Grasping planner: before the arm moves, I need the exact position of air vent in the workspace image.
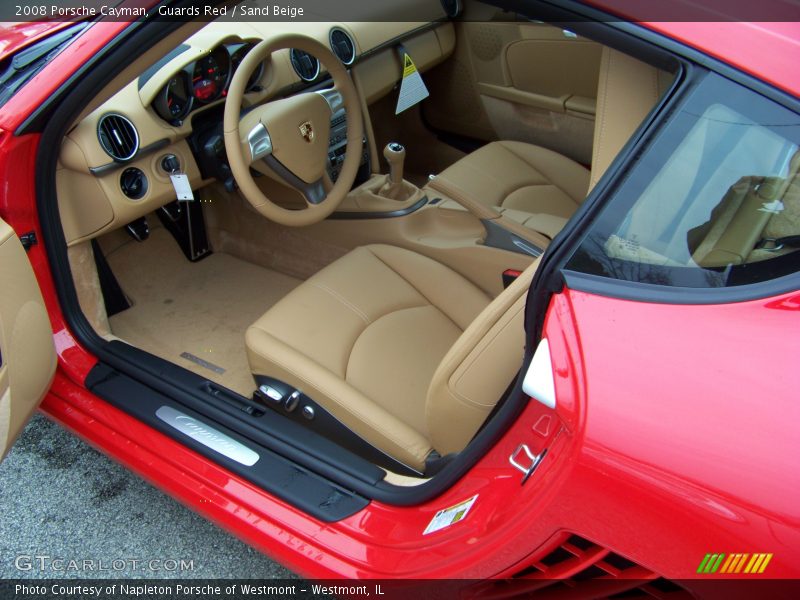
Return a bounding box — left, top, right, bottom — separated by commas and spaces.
475, 534, 693, 599
329, 28, 355, 65
289, 49, 320, 82
97, 114, 139, 161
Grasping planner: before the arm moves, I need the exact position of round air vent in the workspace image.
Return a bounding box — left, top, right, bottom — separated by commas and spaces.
290, 49, 320, 82
97, 113, 139, 161
329, 28, 355, 65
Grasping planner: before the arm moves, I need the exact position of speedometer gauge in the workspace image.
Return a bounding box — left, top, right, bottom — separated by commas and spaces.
230, 43, 265, 91
152, 71, 192, 124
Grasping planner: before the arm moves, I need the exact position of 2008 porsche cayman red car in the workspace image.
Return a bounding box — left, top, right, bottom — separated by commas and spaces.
0, 0, 798, 593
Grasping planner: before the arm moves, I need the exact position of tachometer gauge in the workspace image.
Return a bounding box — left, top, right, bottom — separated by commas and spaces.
192, 46, 231, 103
153, 72, 192, 124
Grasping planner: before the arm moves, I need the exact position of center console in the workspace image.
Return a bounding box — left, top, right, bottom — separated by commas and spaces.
327, 107, 371, 185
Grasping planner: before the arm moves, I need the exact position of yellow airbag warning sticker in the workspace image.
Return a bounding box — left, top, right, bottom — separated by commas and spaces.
423, 494, 478, 535
402, 54, 417, 77
395, 53, 430, 115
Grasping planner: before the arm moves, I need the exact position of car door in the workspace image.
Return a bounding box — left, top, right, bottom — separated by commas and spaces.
0, 217, 56, 460
524, 70, 800, 577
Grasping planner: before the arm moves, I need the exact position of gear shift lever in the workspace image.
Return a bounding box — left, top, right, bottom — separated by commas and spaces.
354, 141, 421, 206
382, 142, 405, 197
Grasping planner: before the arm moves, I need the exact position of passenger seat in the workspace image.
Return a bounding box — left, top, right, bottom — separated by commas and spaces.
426, 47, 671, 239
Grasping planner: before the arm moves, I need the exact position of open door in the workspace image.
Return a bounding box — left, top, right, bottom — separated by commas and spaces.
0, 217, 56, 460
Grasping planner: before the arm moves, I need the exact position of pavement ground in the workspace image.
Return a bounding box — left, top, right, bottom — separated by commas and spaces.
0, 413, 296, 580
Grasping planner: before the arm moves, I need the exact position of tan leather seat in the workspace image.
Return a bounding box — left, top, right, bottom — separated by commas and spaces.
692, 151, 800, 267
428, 48, 670, 237
588, 47, 672, 190
245, 49, 672, 471
431, 140, 590, 220
246, 244, 537, 471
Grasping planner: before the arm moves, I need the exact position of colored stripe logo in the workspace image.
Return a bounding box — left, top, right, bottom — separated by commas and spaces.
697, 553, 772, 574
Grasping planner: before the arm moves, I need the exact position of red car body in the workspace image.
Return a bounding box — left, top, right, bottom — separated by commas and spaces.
0, 0, 798, 594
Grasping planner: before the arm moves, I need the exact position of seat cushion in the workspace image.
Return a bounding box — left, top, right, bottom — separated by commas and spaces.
246, 244, 491, 470
432, 140, 590, 219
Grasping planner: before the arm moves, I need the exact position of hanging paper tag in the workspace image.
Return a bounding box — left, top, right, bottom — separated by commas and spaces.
395, 52, 430, 115
170, 173, 194, 201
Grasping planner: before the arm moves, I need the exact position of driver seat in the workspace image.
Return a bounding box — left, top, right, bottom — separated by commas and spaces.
246, 244, 537, 472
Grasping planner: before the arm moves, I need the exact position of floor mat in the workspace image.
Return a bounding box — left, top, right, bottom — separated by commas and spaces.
106, 227, 301, 396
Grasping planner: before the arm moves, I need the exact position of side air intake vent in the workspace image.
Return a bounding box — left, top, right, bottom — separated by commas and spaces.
475, 534, 693, 599
290, 49, 320, 82
97, 114, 139, 161
329, 28, 355, 65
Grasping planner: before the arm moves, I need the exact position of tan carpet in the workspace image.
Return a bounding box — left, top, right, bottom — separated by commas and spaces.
106, 227, 301, 396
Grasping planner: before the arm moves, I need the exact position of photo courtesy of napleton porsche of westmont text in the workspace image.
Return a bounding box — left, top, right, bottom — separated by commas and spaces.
13, 583, 385, 597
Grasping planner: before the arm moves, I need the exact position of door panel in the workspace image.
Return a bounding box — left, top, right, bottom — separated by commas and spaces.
0, 217, 56, 460
424, 14, 601, 165
505, 37, 601, 108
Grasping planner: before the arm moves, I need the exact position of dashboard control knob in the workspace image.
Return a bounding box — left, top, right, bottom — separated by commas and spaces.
120, 167, 148, 200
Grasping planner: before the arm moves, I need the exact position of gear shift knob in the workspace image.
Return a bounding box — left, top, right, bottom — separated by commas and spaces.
383, 142, 405, 187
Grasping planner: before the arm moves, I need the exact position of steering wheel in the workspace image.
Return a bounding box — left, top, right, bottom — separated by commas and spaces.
223, 34, 363, 226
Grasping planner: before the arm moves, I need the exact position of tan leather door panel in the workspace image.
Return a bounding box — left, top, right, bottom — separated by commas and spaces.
504, 35, 602, 113
425, 13, 601, 165
0, 217, 56, 460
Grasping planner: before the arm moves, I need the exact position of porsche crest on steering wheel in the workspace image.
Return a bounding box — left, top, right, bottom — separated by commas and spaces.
299, 121, 314, 143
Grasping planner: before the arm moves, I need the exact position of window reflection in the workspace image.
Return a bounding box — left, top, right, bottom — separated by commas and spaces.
567, 77, 800, 289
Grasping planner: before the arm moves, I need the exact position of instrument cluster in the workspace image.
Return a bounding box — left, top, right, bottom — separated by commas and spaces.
152, 42, 264, 125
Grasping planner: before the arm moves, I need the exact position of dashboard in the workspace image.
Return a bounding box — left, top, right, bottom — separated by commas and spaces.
57, 8, 456, 247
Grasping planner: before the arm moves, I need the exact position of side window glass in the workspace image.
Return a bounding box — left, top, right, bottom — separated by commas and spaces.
567, 73, 800, 289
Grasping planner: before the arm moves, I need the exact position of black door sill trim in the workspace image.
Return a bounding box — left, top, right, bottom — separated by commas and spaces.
103, 341, 387, 488
96, 340, 529, 508
86, 362, 369, 523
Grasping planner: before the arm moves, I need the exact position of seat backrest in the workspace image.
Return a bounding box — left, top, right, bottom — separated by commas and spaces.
589, 47, 672, 191
425, 257, 540, 455
758, 151, 800, 251
423, 49, 674, 456
693, 150, 800, 266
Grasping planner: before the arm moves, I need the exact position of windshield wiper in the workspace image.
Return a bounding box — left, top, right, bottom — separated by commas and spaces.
0, 22, 89, 107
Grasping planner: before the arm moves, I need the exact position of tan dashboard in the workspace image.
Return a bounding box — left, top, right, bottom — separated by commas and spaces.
58, 13, 455, 246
